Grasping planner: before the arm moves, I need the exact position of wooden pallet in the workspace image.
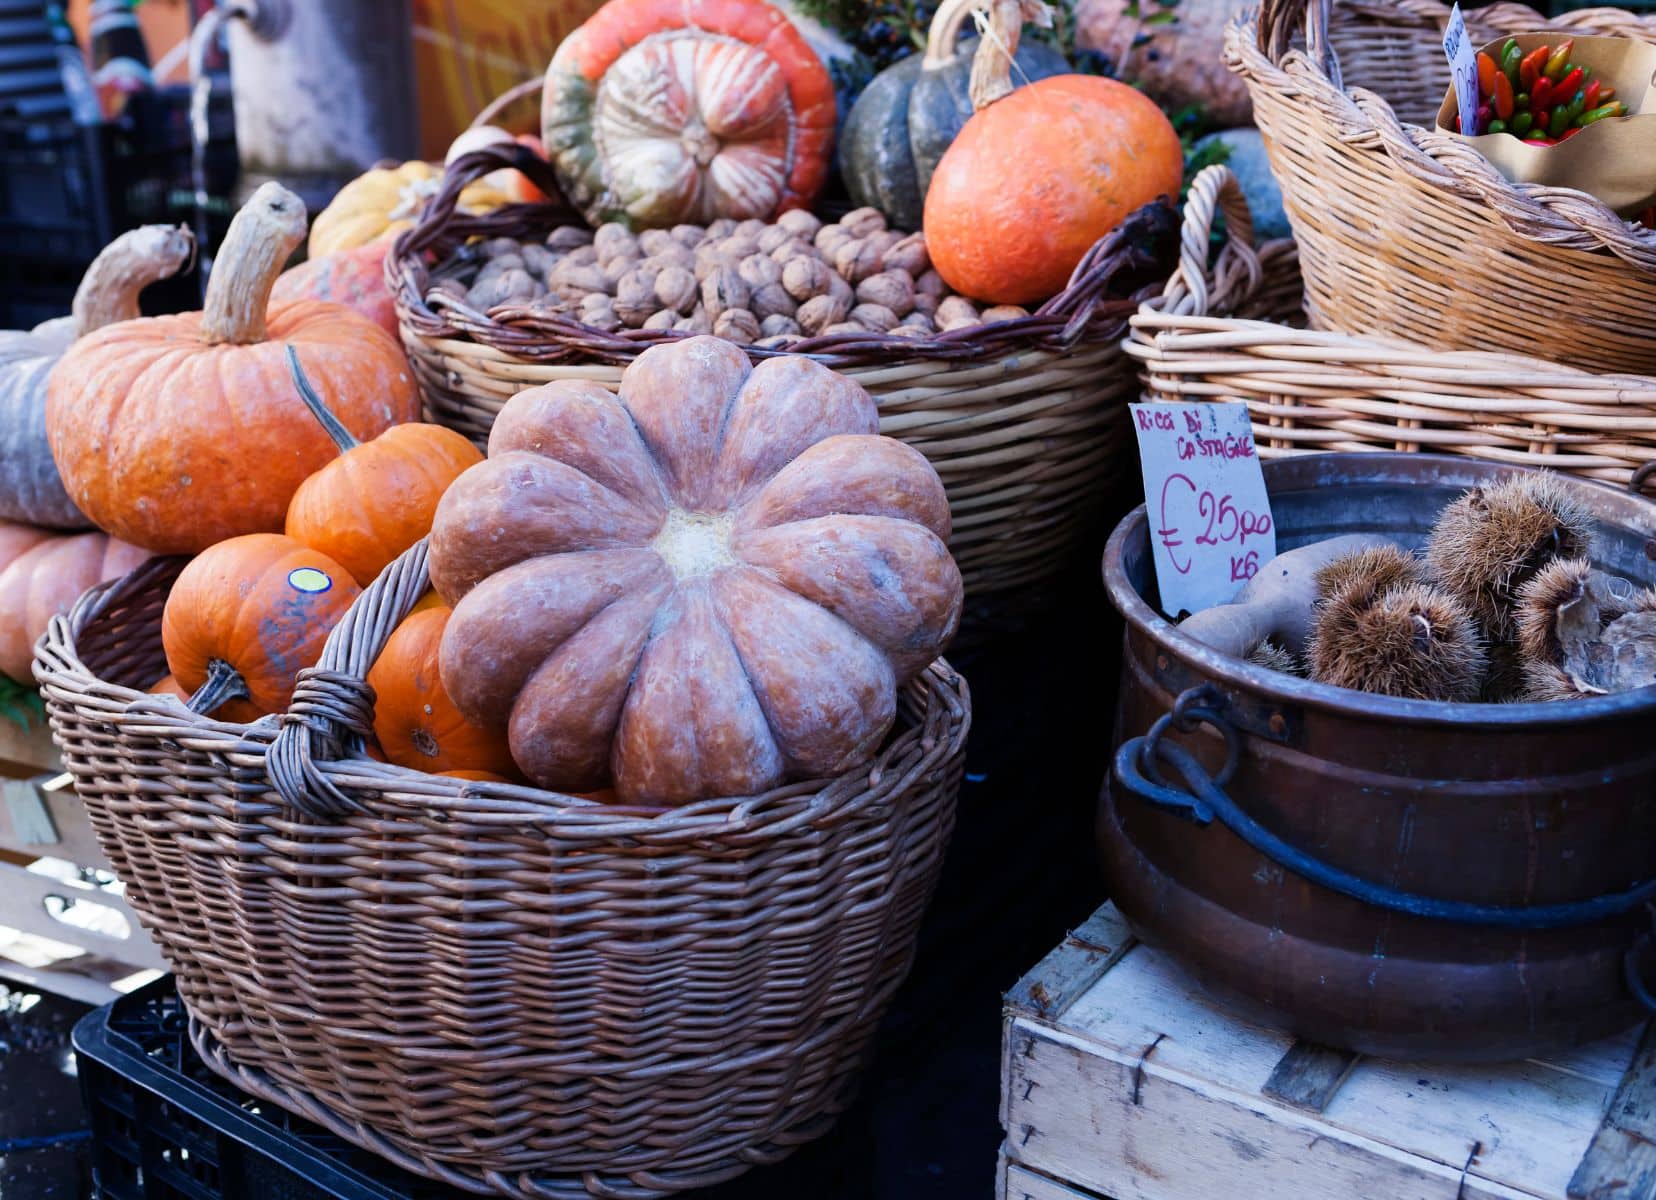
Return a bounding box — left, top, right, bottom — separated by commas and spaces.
1000, 903, 1656, 1200
0, 716, 164, 1004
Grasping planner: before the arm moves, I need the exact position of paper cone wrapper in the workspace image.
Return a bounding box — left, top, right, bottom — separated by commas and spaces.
1437, 33, 1656, 215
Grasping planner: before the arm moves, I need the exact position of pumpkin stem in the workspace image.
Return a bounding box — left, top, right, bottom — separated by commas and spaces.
71, 225, 196, 337
187, 658, 251, 717
200, 181, 309, 346
922, 0, 984, 68
967, 0, 1052, 110
286, 345, 360, 453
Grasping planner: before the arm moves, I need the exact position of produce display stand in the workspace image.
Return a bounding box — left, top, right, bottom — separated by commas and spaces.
0, 715, 163, 1005
1000, 903, 1656, 1200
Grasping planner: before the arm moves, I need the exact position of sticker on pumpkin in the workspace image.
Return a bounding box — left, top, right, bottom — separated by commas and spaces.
287, 567, 333, 594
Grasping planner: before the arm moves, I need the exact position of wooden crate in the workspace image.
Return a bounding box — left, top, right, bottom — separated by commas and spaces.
0, 716, 164, 1004
1000, 903, 1656, 1200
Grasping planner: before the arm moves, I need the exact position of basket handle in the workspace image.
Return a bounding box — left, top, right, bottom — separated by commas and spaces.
1258, 0, 1341, 86
470, 77, 543, 130
267, 541, 433, 819
1143, 165, 1261, 320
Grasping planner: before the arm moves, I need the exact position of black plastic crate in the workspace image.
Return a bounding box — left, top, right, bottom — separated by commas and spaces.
72, 977, 458, 1200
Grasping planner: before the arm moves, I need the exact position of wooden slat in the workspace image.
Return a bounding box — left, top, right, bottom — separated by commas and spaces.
0, 862, 165, 971
0, 718, 59, 775
0, 959, 122, 1006
1569, 1023, 1656, 1200
1005, 904, 1136, 1024
1263, 1040, 1364, 1113
0, 774, 111, 867
1000, 1154, 1109, 1200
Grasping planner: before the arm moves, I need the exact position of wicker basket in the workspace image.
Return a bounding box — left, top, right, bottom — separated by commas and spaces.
37, 542, 970, 1199
391, 141, 1177, 612
1227, 0, 1656, 375
1127, 165, 1656, 485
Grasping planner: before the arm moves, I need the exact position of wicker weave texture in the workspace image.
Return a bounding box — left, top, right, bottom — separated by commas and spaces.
1128, 166, 1656, 486
38, 542, 971, 1199
392, 144, 1177, 608
1229, 0, 1656, 375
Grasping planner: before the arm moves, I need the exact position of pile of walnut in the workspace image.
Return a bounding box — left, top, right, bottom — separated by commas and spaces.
430, 207, 1031, 347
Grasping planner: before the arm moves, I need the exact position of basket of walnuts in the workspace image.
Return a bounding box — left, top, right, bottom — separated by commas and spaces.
390, 0, 1180, 624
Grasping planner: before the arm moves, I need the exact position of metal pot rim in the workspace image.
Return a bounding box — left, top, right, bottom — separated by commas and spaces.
1102, 452, 1656, 728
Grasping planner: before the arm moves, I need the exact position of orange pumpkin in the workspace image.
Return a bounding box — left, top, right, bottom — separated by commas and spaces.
283, 348, 483, 587
922, 0, 1183, 305
0, 526, 148, 682
161, 533, 361, 720
270, 238, 398, 337
367, 606, 518, 778
46, 183, 420, 555
149, 673, 190, 701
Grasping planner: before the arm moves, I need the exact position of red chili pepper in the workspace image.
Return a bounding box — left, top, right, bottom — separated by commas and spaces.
1553, 66, 1584, 97
1532, 76, 1555, 110
1519, 44, 1549, 88
1492, 71, 1515, 119
1560, 125, 1582, 140
1477, 51, 1500, 97
1583, 79, 1602, 110
1529, 137, 1558, 146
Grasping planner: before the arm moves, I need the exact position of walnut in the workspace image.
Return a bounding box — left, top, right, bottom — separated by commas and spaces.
546, 226, 594, 250
782, 257, 833, 302
915, 269, 949, 298
759, 313, 802, 339
642, 309, 679, 331
834, 238, 884, 284
849, 302, 899, 332
755, 333, 802, 350
814, 223, 850, 257
937, 295, 981, 331
467, 267, 536, 309
675, 308, 713, 335
777, 208, 822, 239
671, 223, 706, 248
822, 320, 867, 336
856, 271, 914, 317
563, 244, 599, 267
520, 242, 557, 280
475, 253, 523, 276
768, 236, 814, 263
638, 229, 677, 257
734, 218, 767, 239
911, 292, 940, 319
550, 261, 610, 302
796, 292, 850, 335
601, 254, 638, 289
738, 254, 781, 289
750, 282, 796, 321
654, 266, 698, 314
899, 309, 937, 334
883, 233, 930, 278
701, 266, 750, 319
580, 295, 622, 332
479, 236, 523, 259
720, 235, 762, 261
757, 225, 793, 255
840, 207, 887, 238
981, 304, 1031, 324
593, 222, 636, 264
827, 273, 855, 306
614, 270, 658, 327
890, 323, 932, 339
714, 308, 761, 343
694, 243, 735, 281
706, 217, 738, 238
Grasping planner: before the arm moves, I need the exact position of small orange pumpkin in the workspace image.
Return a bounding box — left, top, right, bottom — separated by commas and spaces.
0, 527, 149, 682
922, 0, 1183, 305
283, 347, 483, 587
161, 533, 361, 720
367, 606, 518, 778
270, 239, 398, 337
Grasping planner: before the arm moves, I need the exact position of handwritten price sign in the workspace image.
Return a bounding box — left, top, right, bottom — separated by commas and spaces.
1128, 402, 1278, 617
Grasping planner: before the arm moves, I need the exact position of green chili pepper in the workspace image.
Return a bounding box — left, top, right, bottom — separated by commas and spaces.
1563, 89, 1587, 123
1548, 105, 1571, 137
1502, 42, 1524, 90
1576, 102, 1624, 126
1488, 118, 1507, 134
1511, 110, 1534, 135
1524, 127, 1551, 140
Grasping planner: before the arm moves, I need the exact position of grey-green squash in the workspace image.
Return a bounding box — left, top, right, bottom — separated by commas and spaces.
0, 225, 194, 528
839, 0, 1069, 231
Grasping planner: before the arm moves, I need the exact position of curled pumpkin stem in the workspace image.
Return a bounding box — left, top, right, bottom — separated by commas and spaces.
187, 658, 251, 717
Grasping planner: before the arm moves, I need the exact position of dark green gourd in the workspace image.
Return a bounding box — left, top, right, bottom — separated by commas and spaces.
839, 0, 1068, 231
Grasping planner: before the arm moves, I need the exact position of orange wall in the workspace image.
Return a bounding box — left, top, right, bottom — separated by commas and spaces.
412, 0, 605, 158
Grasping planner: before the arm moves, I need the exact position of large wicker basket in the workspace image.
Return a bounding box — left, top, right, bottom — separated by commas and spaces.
1227, 0, 1656, 375
392, 141, 1177, 614
38, 542, 970, 1199
1127, 166, 1656, 486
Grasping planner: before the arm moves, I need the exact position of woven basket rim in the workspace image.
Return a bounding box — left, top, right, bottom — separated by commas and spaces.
1227, 0, 1656, 268
387, 142, 1178, 370
38, 544, 971, 843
